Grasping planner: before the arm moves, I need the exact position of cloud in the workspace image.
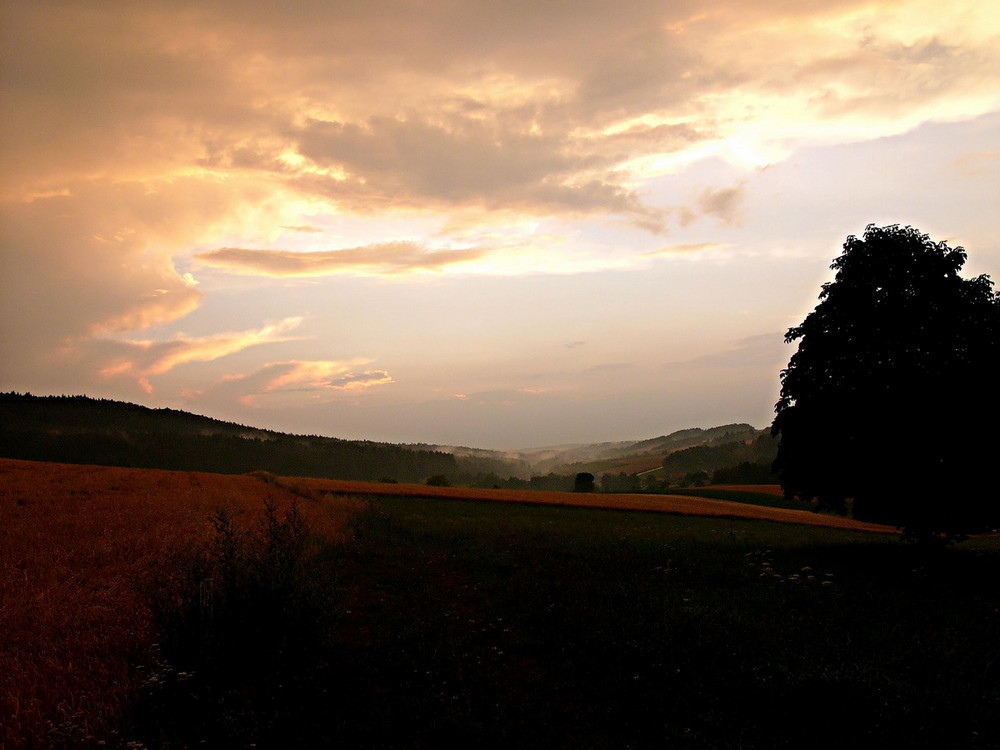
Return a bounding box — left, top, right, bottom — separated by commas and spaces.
294, 116, 576, 200
696, 183, 746, 226
0, 181, 245, 394
191, 359, 394, 407
195, 242, 486, 277
6, 0, 998, 233
98, 317, 304, 392
286, 115, 661, 223
280, 224, 324, 233
7, 1, 999, 202
328, 370, 394, 390
643, 242, 733, 258
0, 188, 203, 344
0, 172, 305, 400
255, 360, 394, 395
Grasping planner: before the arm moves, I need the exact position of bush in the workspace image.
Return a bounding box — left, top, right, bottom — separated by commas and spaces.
136, 500, 338, 746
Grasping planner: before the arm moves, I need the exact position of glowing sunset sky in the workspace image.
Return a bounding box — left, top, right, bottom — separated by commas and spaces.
2, 0, 998, 448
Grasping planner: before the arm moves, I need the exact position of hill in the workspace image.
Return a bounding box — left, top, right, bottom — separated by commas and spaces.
0, 392, 524, 483
508, 423, 760, 473
659, 431, 779, 476
0, 392, 775, 487
529, 424, 775, 480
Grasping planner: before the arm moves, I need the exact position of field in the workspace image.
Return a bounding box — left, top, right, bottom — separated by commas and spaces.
0, 459, 356, 748
3, 458, 999, 748
279, 475, 893, 532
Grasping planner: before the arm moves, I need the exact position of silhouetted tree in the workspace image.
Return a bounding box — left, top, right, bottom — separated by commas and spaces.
771, 224, 999, 538
600, 471, 641, 494
712, 461, 775, 485
573, 472, 596, 493
680, 470, 710, 488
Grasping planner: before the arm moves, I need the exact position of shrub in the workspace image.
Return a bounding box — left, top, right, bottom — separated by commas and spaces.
136, 499, 338, 746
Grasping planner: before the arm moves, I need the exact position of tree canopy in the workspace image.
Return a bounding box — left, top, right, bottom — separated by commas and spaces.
771, 224, 999, 536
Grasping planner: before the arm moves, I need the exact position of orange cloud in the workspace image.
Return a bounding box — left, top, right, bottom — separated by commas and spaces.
280, 224, 324, 233
90, 284, 202, 335
98, 317, 305, 390
195, 242, 486, 277
197, 359, 395, 407
260, 360, 393, 393
327, 370, 395, 390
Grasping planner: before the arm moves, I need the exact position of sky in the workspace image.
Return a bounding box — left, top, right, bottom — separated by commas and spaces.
2, 0, 998, 449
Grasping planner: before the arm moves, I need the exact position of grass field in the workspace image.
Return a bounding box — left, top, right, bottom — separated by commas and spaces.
4, 458, 999, 748
316, 497, 1000, 749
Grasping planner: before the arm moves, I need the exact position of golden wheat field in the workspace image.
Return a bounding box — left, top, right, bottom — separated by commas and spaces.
0, 458, 357, 749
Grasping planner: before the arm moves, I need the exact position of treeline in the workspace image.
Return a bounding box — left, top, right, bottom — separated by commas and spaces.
450, 458, 776, 495
0, 393, 515, 483
436, 433, 780, 492
0, 393, 778, 490
661, 432, 778, 476
597, 459, 775, 493
453, 472, 578, 492
547, 434, 778, 493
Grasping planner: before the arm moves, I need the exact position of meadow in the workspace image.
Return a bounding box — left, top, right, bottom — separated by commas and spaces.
3, 458, 999, 748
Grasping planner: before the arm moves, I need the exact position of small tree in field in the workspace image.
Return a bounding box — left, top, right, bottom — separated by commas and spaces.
573, 472, 596, 493
771, 224, 999, 538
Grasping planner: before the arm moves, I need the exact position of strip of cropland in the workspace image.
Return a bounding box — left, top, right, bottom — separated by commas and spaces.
280, 476, 897, 533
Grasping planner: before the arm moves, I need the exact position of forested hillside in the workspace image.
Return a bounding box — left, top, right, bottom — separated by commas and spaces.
0, 393, 520, 483
660, 431, 778, 475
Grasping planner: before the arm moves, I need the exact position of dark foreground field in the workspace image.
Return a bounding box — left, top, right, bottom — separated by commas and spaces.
3, 459, 1000, 748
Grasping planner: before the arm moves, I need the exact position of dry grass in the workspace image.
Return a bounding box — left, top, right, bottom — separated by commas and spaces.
0, 458, 355, 749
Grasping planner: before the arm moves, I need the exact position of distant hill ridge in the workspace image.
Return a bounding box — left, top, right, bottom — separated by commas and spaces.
0, 392, 771, 484
515, 423, 766, 476
630, 423, 761, 454
1, 392, 281, 440
0, 392, 522, 482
